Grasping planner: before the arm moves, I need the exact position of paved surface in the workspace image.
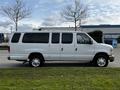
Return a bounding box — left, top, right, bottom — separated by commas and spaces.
0, 48, 120, 68
0, 43, 8, 46
109, 48, 120, 67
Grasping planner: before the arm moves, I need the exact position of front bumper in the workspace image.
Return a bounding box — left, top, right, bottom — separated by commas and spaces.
109, 55, 114, 62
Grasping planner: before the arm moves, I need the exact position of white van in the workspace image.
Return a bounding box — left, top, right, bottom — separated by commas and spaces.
8, 31, 114, 67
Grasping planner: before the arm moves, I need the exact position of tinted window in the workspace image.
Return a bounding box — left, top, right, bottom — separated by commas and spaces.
52, 33, 60, 44
77, 33, 91, 44
11, 33, 21, 43
22, 33, 49, 43
0, 33, 4, 42
62, 33, 73, 44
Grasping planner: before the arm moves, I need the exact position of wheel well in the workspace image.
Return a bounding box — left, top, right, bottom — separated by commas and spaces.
93, 52, 109, 60
28, 52, 44, 61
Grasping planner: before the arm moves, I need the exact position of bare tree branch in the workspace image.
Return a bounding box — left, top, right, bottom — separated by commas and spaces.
1, 0, 31, 31
61, 0, 88, 31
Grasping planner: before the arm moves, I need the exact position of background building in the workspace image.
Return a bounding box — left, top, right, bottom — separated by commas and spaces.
81, 25, 120, 39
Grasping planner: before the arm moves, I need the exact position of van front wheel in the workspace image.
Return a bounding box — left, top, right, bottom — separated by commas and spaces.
95, 55, 108, 67
29, 56, 43, 67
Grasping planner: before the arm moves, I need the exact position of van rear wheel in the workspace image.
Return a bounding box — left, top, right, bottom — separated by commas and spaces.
29, 56, 44, 67
94, 55, 108, 67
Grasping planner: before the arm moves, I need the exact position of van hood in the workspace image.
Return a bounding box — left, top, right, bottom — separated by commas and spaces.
98, 43, 113, 49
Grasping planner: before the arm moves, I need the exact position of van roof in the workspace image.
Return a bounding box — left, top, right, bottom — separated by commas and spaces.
13, 30, 86, 33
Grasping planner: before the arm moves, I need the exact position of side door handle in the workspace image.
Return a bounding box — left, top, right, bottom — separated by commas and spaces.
61, 48, 63, 51
75, 48, 77, 51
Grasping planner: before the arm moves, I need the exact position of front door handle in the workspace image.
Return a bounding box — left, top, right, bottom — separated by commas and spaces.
75, 48, 77, 51
61, 48, 63, 51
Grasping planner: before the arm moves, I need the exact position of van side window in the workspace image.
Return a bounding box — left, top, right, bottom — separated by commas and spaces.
11, 33, 21, 43
52, 33, 60, 44
77, 33, 91, 44
62, 33, 73, 44
22, 33, 49, 43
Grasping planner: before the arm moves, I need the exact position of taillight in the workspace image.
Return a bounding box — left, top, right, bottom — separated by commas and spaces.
8, 46, 10, 52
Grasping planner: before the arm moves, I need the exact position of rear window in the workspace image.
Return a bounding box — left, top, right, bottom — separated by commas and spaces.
11, 33, 21, 43
22, 33, 49, 43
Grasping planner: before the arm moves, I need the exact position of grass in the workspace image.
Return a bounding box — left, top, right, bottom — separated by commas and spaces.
0, 68, 120, 90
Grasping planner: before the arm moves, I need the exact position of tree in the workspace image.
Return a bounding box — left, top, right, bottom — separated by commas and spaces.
1, 0, 31, 31
61, 0, 88, 31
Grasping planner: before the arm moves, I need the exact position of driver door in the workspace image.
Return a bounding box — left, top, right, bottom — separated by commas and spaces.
75, 33, 95, 61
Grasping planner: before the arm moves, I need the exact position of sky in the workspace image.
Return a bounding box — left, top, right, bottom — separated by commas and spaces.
0, 0, 120, 32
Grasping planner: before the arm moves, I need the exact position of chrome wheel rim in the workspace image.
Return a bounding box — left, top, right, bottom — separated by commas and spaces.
97, 57, 106, 67
31, 58, 40, 67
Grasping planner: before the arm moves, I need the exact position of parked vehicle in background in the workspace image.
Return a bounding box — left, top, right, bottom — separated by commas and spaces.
8, 31, 114, 67
0, 33, 4, 43
104, 38, 118, 48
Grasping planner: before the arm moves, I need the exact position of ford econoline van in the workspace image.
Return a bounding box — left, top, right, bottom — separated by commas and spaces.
8, 31, 114, 67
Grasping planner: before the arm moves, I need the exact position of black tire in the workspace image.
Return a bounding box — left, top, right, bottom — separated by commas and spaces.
94, 55, 109, 67
29, 55, 44, 67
